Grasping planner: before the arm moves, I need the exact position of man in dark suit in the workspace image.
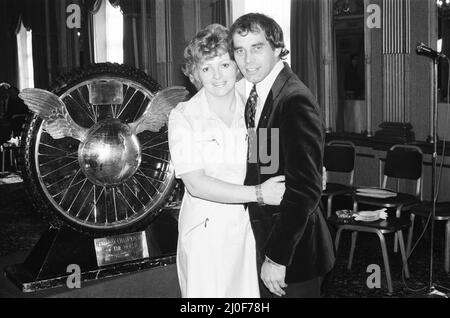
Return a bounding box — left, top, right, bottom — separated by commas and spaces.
229, 13, 335, 298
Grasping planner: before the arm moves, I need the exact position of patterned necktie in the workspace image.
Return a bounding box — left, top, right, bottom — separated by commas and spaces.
245, 84, 258, 128
246, 85, 258, 162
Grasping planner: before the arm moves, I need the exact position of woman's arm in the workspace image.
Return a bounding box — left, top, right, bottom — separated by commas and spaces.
168, 107, 284, 205
180, 169, 285, 205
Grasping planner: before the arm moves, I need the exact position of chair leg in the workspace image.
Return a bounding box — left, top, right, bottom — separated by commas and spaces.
12, 148, 18, 171
393, 207, 403, 253
353, 201, 358, 212
445, 220, 450, 273
376, 231, 393, 294
327, 195, 333, 218
1, 146, 4, 174
397, 230, 410, 278
393, 207, 405, 254
335, 227, 343, 251
394, 232, 399, 253
407, 214, 415, 257
9, 148, 13, 169
347, 231, 358, 270
395, 206, 401, 218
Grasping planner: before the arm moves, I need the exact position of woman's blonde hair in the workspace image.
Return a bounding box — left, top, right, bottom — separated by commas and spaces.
182, 24, 230, 89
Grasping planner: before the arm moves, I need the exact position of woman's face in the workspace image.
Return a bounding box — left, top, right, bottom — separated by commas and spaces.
194, 53, 238, 97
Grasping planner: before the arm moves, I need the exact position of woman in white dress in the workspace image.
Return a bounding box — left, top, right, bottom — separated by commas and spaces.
168, 24, 285, 298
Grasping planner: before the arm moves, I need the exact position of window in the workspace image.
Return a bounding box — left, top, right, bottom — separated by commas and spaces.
16, 21, 34, 89
333, 0, 365, 134
93, 0, 123, 63
105, 1, 123, 63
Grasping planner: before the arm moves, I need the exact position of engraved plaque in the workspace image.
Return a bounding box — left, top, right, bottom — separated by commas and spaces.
94, 231, 149, 267
88, 79, 124, 105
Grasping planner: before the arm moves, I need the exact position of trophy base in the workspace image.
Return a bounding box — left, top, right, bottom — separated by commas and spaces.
407, 285, 450, 298
4, 254, 176, 293
424, 286, 450, 298
4, 210, 178, 293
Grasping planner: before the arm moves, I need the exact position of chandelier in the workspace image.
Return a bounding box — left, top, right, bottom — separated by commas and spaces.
437, 0, 450, 18
333, 0, 364, 16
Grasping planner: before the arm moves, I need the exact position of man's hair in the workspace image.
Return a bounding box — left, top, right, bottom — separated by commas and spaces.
182, 23, 230, 89
228, 13, 289, 60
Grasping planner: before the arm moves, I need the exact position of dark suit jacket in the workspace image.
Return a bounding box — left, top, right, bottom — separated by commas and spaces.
244, 63, 335, 283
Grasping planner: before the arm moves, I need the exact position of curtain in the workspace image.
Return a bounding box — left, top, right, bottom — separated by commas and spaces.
29, 0, 53, 88
290, 0, 337, 131
440, 17, 450, 101
1, 0, 230, 90
121, 0, 154, 78
121, 0, 230, 89
9, 0, 97, 89
290, 0, 321, 101
0, 0, 22, 88
212, 0, 230, 27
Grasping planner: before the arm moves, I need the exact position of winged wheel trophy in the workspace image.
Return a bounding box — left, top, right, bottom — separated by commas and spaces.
20, 86, 187, 187
17, 65, 188, 235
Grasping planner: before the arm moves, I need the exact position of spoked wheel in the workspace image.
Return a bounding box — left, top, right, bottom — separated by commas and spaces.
21, 63, 177, 236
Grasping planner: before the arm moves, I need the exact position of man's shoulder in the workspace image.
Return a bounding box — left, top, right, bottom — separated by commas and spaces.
273, 65, 309, 96
283, 70, 311, 95
271, 68, 321, 117
280, 77, 317, 105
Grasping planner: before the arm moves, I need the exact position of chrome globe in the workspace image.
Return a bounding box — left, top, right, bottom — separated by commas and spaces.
78, 118, 142, 186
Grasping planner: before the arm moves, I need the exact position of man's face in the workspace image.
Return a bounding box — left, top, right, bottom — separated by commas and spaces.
232, 28, 281, 84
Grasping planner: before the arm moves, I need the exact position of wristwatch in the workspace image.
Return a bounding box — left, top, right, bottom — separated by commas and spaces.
255, 184, 265, 205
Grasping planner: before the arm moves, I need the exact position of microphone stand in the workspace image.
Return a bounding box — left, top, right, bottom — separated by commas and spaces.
424, 55, 449, 298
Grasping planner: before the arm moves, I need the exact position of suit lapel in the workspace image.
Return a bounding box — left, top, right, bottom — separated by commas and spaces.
257, 91, 273, 129
256, 63, 294, 129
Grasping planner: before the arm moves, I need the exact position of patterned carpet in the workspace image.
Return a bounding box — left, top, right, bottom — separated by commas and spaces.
0, 175, 48, 257
322, 229, 450, 298
1, 175, 449, 298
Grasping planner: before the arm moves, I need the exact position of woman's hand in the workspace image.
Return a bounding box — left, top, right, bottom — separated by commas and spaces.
260, 175, 285, 205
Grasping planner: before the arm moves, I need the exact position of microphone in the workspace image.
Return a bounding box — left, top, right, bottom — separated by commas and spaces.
416, 42, 446, 59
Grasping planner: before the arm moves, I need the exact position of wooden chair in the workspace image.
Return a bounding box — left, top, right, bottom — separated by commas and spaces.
407, 201, 450, 273
329, 213, 411, 295
353, 144, 423, 253
328, 144, 423, 294
322, 141, 356, 218
353, 144, 423, 218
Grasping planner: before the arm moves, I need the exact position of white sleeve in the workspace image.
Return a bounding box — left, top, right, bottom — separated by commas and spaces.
168, 108, 204, 178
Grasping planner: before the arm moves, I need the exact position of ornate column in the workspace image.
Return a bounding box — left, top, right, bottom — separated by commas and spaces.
428, 0, 437, 142
321, 0, 334, 133
374, 0, 414, 142
364, 0, 373, 136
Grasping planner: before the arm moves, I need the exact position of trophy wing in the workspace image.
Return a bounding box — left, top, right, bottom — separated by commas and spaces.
130, 86, 188, 134
19, 88, 88, 141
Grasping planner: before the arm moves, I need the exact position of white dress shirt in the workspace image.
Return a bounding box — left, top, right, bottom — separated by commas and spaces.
243, 60, 285, 127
